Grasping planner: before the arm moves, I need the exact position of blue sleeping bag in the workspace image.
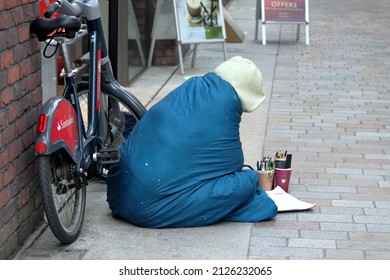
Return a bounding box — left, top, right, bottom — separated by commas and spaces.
106, 73, 277, 228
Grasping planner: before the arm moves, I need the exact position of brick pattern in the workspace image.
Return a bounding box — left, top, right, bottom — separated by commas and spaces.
243, 0, 390, 259
0, 0, 43, 259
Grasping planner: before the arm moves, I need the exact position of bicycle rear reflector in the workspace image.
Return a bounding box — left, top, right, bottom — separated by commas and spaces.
35, 142, 47, 154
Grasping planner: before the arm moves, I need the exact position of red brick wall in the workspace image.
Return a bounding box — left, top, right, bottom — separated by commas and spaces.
0, 0, 43, 259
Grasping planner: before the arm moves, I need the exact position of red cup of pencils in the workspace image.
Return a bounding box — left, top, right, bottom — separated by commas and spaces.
273, 151, 292, 192
274, 168, 292, 192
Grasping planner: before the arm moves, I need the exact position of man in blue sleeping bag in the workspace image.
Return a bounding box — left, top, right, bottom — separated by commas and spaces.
106, 56, 277, 228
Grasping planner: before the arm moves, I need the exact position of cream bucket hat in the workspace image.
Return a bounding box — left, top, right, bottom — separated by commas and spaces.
214, 56, 265, 112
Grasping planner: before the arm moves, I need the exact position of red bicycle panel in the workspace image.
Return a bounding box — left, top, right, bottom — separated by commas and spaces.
50, 100, 78, 153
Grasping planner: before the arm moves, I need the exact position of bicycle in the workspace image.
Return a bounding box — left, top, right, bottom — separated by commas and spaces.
30, 0, 146, 244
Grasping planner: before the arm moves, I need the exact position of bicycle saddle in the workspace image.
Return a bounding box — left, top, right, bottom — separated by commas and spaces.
30, 16, 81, 41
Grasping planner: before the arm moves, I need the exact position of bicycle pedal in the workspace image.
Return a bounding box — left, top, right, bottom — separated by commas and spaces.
93, 147, 121, 164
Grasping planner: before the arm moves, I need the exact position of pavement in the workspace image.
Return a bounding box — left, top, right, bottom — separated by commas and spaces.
13, 0, 390, 260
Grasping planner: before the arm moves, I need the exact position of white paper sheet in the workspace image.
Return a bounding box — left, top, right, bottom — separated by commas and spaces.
266, 187, 316, 212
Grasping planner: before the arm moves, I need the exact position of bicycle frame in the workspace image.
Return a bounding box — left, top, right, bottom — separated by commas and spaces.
35, 0, 146, 178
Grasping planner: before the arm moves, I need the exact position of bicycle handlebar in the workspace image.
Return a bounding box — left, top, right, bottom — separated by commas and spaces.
44, 1, 61, 18
44, 0, 82, 18
44, 0, 100, 21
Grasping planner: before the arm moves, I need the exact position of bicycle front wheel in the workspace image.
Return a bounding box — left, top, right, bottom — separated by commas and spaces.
39, 151, 86, 244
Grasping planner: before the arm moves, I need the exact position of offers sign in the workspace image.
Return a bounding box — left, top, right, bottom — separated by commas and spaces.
263, 0, 307, 23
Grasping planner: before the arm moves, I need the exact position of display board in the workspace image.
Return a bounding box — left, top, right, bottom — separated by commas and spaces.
173, 0, 226, 43
255, 0, 309, 45
174, 0, 227, 74
263, 0, 306, 22
150, 0, 227, 74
